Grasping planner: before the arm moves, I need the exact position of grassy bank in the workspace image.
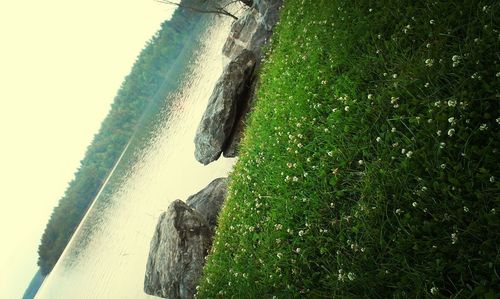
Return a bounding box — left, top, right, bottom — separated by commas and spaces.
198, 0, 499, 297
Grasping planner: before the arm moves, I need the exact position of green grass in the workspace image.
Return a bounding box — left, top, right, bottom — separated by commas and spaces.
197, 0, 500, 297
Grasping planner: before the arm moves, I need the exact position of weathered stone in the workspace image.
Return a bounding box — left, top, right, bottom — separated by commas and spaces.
194, 50, 256, 165
144, 200, 212, 299
186, 178, 228, 229
222, 10, 259, 58
222, 37, 245, 59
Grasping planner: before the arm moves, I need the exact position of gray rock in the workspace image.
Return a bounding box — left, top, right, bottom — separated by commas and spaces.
144, 200, 212, 299
186, 178, 228, 229
194, 50, 256, 165
223, 9, 259, 58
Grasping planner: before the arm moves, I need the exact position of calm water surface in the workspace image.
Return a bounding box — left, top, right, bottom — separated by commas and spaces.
36, 15, 235, 299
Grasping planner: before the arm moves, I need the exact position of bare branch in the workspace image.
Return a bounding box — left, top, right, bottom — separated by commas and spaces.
156, 0, 239, 20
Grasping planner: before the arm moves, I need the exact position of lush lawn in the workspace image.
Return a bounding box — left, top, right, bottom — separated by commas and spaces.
198, 0, 499, 297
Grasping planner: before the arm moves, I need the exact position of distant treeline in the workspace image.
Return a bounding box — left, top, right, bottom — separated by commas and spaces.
37, 0, 208, 275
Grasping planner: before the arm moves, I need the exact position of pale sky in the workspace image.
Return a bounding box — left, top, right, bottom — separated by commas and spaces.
0, 0, 175, 297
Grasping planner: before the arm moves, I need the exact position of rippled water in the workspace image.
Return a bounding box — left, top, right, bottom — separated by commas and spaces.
36, 15, 235, 299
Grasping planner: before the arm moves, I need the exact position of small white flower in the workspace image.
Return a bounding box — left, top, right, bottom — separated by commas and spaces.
412, 202, 418, 208
479, 124, 488, 131
367, 94, 373, 100
406, 151, 413, 158
392, 73, 398, 79
447, 100, 457, 107
436, 130, 442, 136
451, 233, 458, 244
358, 160, 364, 165
391, 127, 397, 133
463, 206, 469, 213
395, 208, 404, 215
430, 287, 439, 295
277, 252, 283, 259
295, 248, 301, 253
376, 137, 381, 142
298, 230, 304, 237
344, 106, 350, 112
490, 176, 495, 183
429, 19, 435, 25
425, 59, 434, 67
424, 82, 430, 88
440, 164, 446, 169
448, 129, 455, 136
347, 272, 356, 281
439, 142, 446, 149
452, 55, 460, 62
448, 117, 455, 124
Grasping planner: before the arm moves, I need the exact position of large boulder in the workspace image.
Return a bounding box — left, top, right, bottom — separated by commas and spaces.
186, 178, 228, 229
194, 50, 256, 165
144, 200, 212, 299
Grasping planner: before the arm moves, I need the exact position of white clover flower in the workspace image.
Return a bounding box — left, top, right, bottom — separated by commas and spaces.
392, 73, 398, 79
452, 55, 460, 62
358, 160, 364, 165
425, 82, 430, 88
425, 59, 434, 67
440, 164, 446, 169
436, 130, 442, 136
298, 230, 304, 237
463, 206, 469, 213
479, 124, 488, 131
391, 127, 397, 133
447, 99, 457, 107
395, 208, 404, 215
430, 287, 439, 294
448, 129, 455, 136
295, 248, 301, 253
439, 142, 446, 149
406, 151, 413, 158
344, 106, 350, 112
292, 176, 299, 182
451, 233, 458, 244
412, 202, 418, 207
448, 117, 455, 124
368, 94, 374, 99
490, 176, 495, 183
277, 252, 283, 259
376, 137, 381, 142
348, 272, 356, 281
429, 20, 435, 25
401, 148, 406, 154
327, 151, 333, 157
426, 43, 431, 48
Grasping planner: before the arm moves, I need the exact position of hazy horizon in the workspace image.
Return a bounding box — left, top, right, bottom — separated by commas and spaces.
0, 1, 176, 297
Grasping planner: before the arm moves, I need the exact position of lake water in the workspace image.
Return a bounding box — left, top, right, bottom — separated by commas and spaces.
35, 15, 236, 299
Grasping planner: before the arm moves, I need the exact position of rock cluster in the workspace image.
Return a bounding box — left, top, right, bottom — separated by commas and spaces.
144, 178, 228, 299
194, 0, 283, 164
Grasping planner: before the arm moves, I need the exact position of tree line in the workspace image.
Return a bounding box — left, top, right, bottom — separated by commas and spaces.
37, 0, 210, 275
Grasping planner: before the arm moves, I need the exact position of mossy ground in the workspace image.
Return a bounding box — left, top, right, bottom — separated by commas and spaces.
198, 0, 499, 297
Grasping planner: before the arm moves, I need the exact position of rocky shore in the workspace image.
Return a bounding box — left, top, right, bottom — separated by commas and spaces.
143, 1, 282, 298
